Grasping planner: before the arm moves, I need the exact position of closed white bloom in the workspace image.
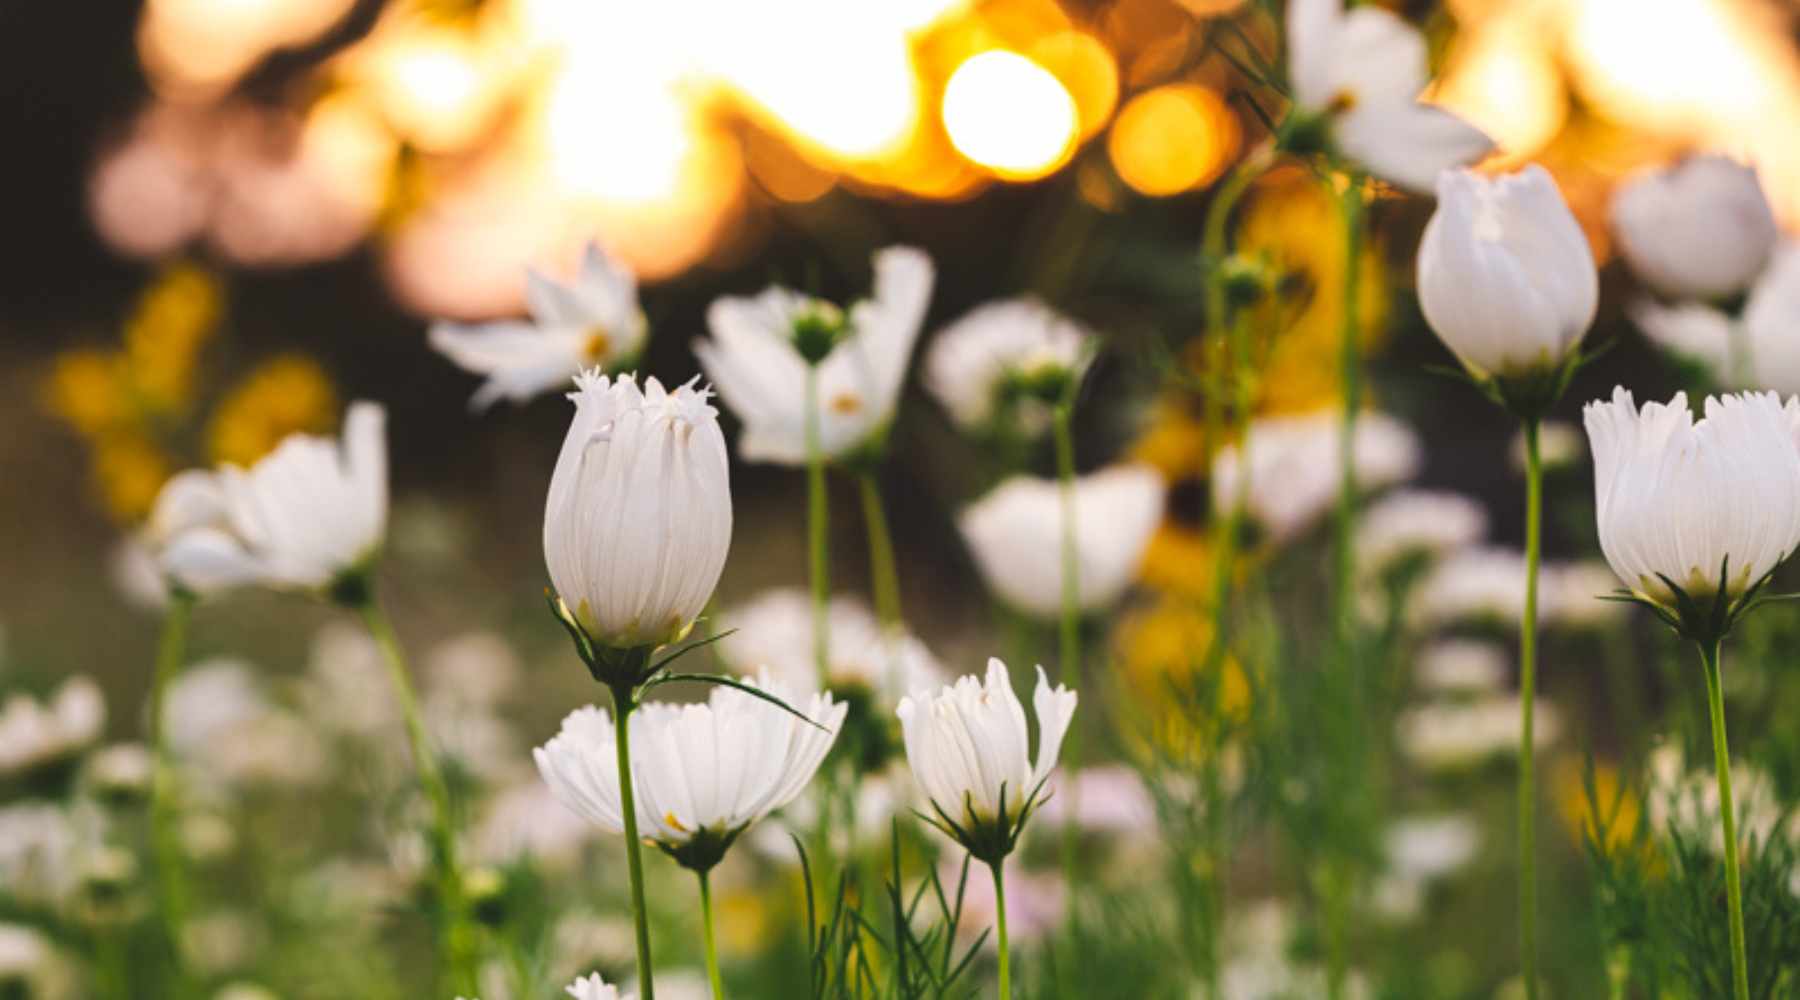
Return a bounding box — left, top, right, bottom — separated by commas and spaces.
717, 588, 947, 695
1612, 154, 1778, 300
158, 403, 388, 592
543, 372, 732, 647
1631, 241, 1800, 395
695, 246, 934, 465
923, 298, 1094, 435
533, 677, 845, 857
430, 242, 647, 411
958, 465, 1165, 619
1584, 387, 1800, 604
0, 677, 105, 777
1212, 409, 1421, 545
1357, 489, 1488, 573
1287, 0, 1492, 192
1418, 166, 1597, 378
896, 658, 1077, 842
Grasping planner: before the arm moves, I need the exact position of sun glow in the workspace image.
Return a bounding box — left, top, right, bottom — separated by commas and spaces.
941, 50, 1079, 181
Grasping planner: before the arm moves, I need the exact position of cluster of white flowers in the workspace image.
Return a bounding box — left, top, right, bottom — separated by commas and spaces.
1211, 408, 1421, 545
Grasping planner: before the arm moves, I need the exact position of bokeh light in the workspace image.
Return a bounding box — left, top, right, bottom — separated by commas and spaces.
1107, 83, 1238, 196
941, 50, 1079, 180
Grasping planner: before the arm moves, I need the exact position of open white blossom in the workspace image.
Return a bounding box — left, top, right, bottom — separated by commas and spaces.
1612, 154, 1778, 301
922, 298, 1094, 435
157, 402, 388, 593
543, 372, 732, 648
1212, 409, 1421, 545
1418, 166, 1597, 379
534, 677, 844, 865
430, 242, 647, 411
459, 972, 631, 1000
0, 678, 105, 778
896, 658, 1077, 853
958, 464, 1164, 619
1630, 241, 1800, 395
1584, 387, 1800, 605
695, 246, 934, 464
1357, 489, 1488, 574
1287, 0, 1493, 192
717, 589, 947, 695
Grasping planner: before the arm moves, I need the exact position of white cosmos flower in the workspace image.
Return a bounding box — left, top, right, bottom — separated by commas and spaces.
1584, 387, 1800, 605
0, 678, 105, 778
458, 973, 631, 1000
1397, 696, 1561, 771
430, 242, 647, 411
1212, 409, 1421, 545
1386, 814, 1480, 882
1286, 0, 1493, 192
1418, 166, 1598, 379
957, 464, 1164, 620
157, 402, 388, 593
533, 677, 845, 864
142, 470, 262, 596
543, 372, 732, 648
1612, 154, 1779, 301
1631, 241, 1800, 395
695, 246, 934, 465
717, 589, 947, 695
1357, 489, 1488, 574
923, 297, 1095, 435
896, 658, 1077, 854
1415, 639, 1508, 696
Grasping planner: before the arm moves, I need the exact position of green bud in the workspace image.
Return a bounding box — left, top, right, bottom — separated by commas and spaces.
790, 303, 848, 366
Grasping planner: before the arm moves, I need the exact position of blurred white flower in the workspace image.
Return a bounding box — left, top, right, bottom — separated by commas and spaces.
958, 464, 1165, 619
896, 658, 1076, 856
1585, 388, 1800, 606
1509, 420, 1583, 474
203, 711, 330, 788
0, 802, 85, 906
430, 242, 647, 411
544, 372, 732, 648
1414, 639, 1507, 696
1033, 764, 1155, 835
85, 743, 153, 800
1357, 489, 1488, 574
1645, 744, 1795, 858
1417, 166, 1596, 380
716, 589, 947, 695
181, 909, 261, 977
748, 766, 914, 864
0, 678, 105, 777
565, 972, 630, 1000
425, 632, 521, 708
1397, 696, 1561, 771
424, 692, 523, 783
1612, 154, 1778, 301
140, 470, 259, 597
922, 297, 1094, 436
1286, 0, 1492, 192
1386, 814, 1480, 882
0, 923, 50, 983
945, 857, 1065, 950
472, 780, 595, 871
163, 659, 271, 753
1544, 561, 1626, 630
1630, 241, 1800, 395
110, 537, 175, 611
695, 246, 934, 465
1412, 547, 1527, 626
535, 677, 844, 865
302, 625, 397, 737
158, 402, 388, 593
1212, 409, 1421, 545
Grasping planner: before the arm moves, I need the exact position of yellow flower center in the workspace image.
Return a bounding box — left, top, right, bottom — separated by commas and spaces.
583, 327, 612, 363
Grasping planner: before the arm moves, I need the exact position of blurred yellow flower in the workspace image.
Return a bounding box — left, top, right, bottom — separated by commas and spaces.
1130, 397, 1209, 478
1137, 522, 1214, 600
1114, 595, 1250, 764
717, 886, 771, 957
124, 263, 223, 414
92, 432, 173, 524
1555, 758, 1641, 858
208, 355, 339, 466
44, 348, 130, 438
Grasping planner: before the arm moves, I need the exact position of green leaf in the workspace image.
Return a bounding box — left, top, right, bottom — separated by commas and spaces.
639, 671, 831, 732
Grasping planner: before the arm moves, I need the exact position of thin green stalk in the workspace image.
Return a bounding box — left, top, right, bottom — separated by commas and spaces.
1519, 420, 1543, 1000
357, 598, 475, 995
148, 589, 194, 996
611, 687, 658, 1000
1699, 640, 1750, 1000
991, 860, 1011, 1000
1051, 400, 1081, 888
699, 868, 724, 1000
858, 470, 905, 696
805, 365, 831, 686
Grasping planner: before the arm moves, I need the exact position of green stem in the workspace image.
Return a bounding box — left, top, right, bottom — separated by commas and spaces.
991, 860, 1012, 1000
1520, 420, 1542, 1000
858, 470, 905, 696
611, 687, 658, 1000
1052, 400, 1081, 888
1699, 640, 1750, 1000
148, 590, 194, 995
699, 868, 724, 1000
805, 364, 831, 687
357, 597, 475, 995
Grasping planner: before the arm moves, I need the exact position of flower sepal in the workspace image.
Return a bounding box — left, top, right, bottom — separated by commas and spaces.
916, 780, 1051, 867
546, 592, 658, 692
1598, 556, 1786, 647
657, 825, 745, 874
1436, 340, 1606, 423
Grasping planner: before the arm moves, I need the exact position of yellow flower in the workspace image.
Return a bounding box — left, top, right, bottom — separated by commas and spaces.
1555, 758, 1641, 858
207, 355, 338, 466
717, 885, 770, 956
1114, 596, 1250, 764
43, 349, 130, 438
125, 263, 223, 413
1137, 522, 1215, 601
92, 432, 172, 524
1130, 398, 1211, 478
